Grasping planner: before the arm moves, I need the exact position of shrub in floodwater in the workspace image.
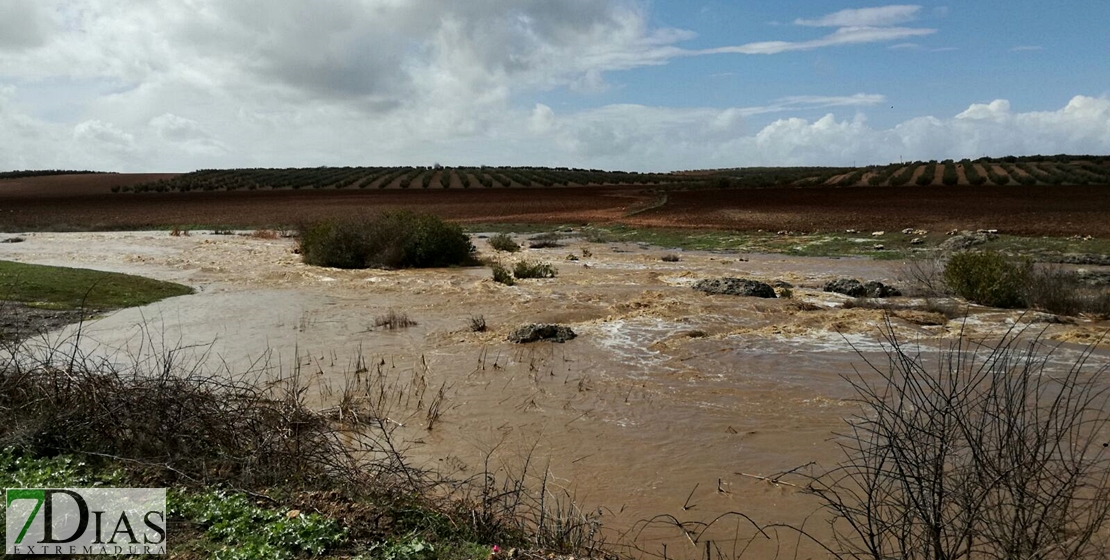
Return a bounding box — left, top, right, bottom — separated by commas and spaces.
491, 263, 515, 286
488, 233, 520, 253
298, 211, 475, 269
512, 260, 557, 279
943, 250, 1031, 308
468, 314, 487, 332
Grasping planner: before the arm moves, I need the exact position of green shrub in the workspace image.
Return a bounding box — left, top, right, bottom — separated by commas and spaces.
488, 233, 520, 253
513, 260, 557, 279
491, 263, 515, 285
943, 251, 1031, 308
298, 212, 475, 269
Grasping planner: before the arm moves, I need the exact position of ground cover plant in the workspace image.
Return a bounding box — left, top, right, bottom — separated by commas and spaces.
298, 211, 476, 269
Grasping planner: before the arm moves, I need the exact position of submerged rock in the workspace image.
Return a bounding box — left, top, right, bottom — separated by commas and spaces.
693, 278, 776, 298
824, 278, 901, 298
508, 324, 577, 343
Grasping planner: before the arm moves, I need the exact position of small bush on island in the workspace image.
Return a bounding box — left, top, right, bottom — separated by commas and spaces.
298, 211, 475, 269
488, 233, 521, 253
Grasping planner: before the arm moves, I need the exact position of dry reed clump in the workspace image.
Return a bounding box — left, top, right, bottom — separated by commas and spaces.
0, 333, 369, 490
374, 309, 417, 330
0, 318, 606, 556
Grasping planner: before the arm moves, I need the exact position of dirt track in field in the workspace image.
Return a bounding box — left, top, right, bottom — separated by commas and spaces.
2, 174, 1110, 237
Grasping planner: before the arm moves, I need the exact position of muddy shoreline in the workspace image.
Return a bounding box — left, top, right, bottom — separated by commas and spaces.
0, 303, 96, 343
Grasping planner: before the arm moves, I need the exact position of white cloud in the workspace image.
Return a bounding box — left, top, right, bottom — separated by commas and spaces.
702, 26, 935, 55
531, 95, 1110, 170
74, 120, 135, 150
795, 5, 922, 27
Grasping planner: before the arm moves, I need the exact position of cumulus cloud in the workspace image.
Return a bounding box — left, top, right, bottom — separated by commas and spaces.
532, 95, 1110, 170
0, 2, 1104, 173
73, 120, 135, 150
0, 0, 54, 51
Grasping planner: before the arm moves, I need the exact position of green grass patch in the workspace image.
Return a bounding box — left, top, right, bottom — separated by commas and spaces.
0, 260, 194, 310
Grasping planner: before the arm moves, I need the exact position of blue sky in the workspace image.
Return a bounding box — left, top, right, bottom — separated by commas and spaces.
0, 1, 1107, 172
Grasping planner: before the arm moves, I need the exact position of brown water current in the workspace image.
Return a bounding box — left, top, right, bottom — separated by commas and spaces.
4, 231, 1109, 558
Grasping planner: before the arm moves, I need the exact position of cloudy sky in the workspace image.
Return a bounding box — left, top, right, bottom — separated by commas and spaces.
1, 1, 1108, 172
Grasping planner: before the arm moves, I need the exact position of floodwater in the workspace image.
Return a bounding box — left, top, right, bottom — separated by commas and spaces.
4, 231, 1108, 558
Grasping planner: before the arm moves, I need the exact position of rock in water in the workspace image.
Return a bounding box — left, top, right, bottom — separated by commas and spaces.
862, 281, 901, 298
508, 324, 577, 343
823, 278, 866, 297
824, 278, 902, 298
692, 278, 776, 298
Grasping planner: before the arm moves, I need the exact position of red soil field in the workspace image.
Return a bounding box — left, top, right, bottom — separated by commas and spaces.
2, 174, 1110, 236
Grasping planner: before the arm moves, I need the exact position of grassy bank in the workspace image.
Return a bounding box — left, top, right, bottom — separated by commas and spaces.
466, 224, 1110, 261
0, 260, 193, 310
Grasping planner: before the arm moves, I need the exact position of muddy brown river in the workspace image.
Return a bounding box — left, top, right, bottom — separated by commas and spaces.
4, 231, 1108, 558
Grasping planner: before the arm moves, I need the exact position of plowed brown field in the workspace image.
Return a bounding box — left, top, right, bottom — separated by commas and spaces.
3, 174, 1110, 236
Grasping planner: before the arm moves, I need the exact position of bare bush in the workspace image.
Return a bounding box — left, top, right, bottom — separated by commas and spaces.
787, 324, 1110, 560
1027, 264, 1110, 317
898, 257, 949, 298
0, 328, 408, 492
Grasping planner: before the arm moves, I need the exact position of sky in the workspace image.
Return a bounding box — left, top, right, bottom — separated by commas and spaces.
0, 1, 1108, 172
